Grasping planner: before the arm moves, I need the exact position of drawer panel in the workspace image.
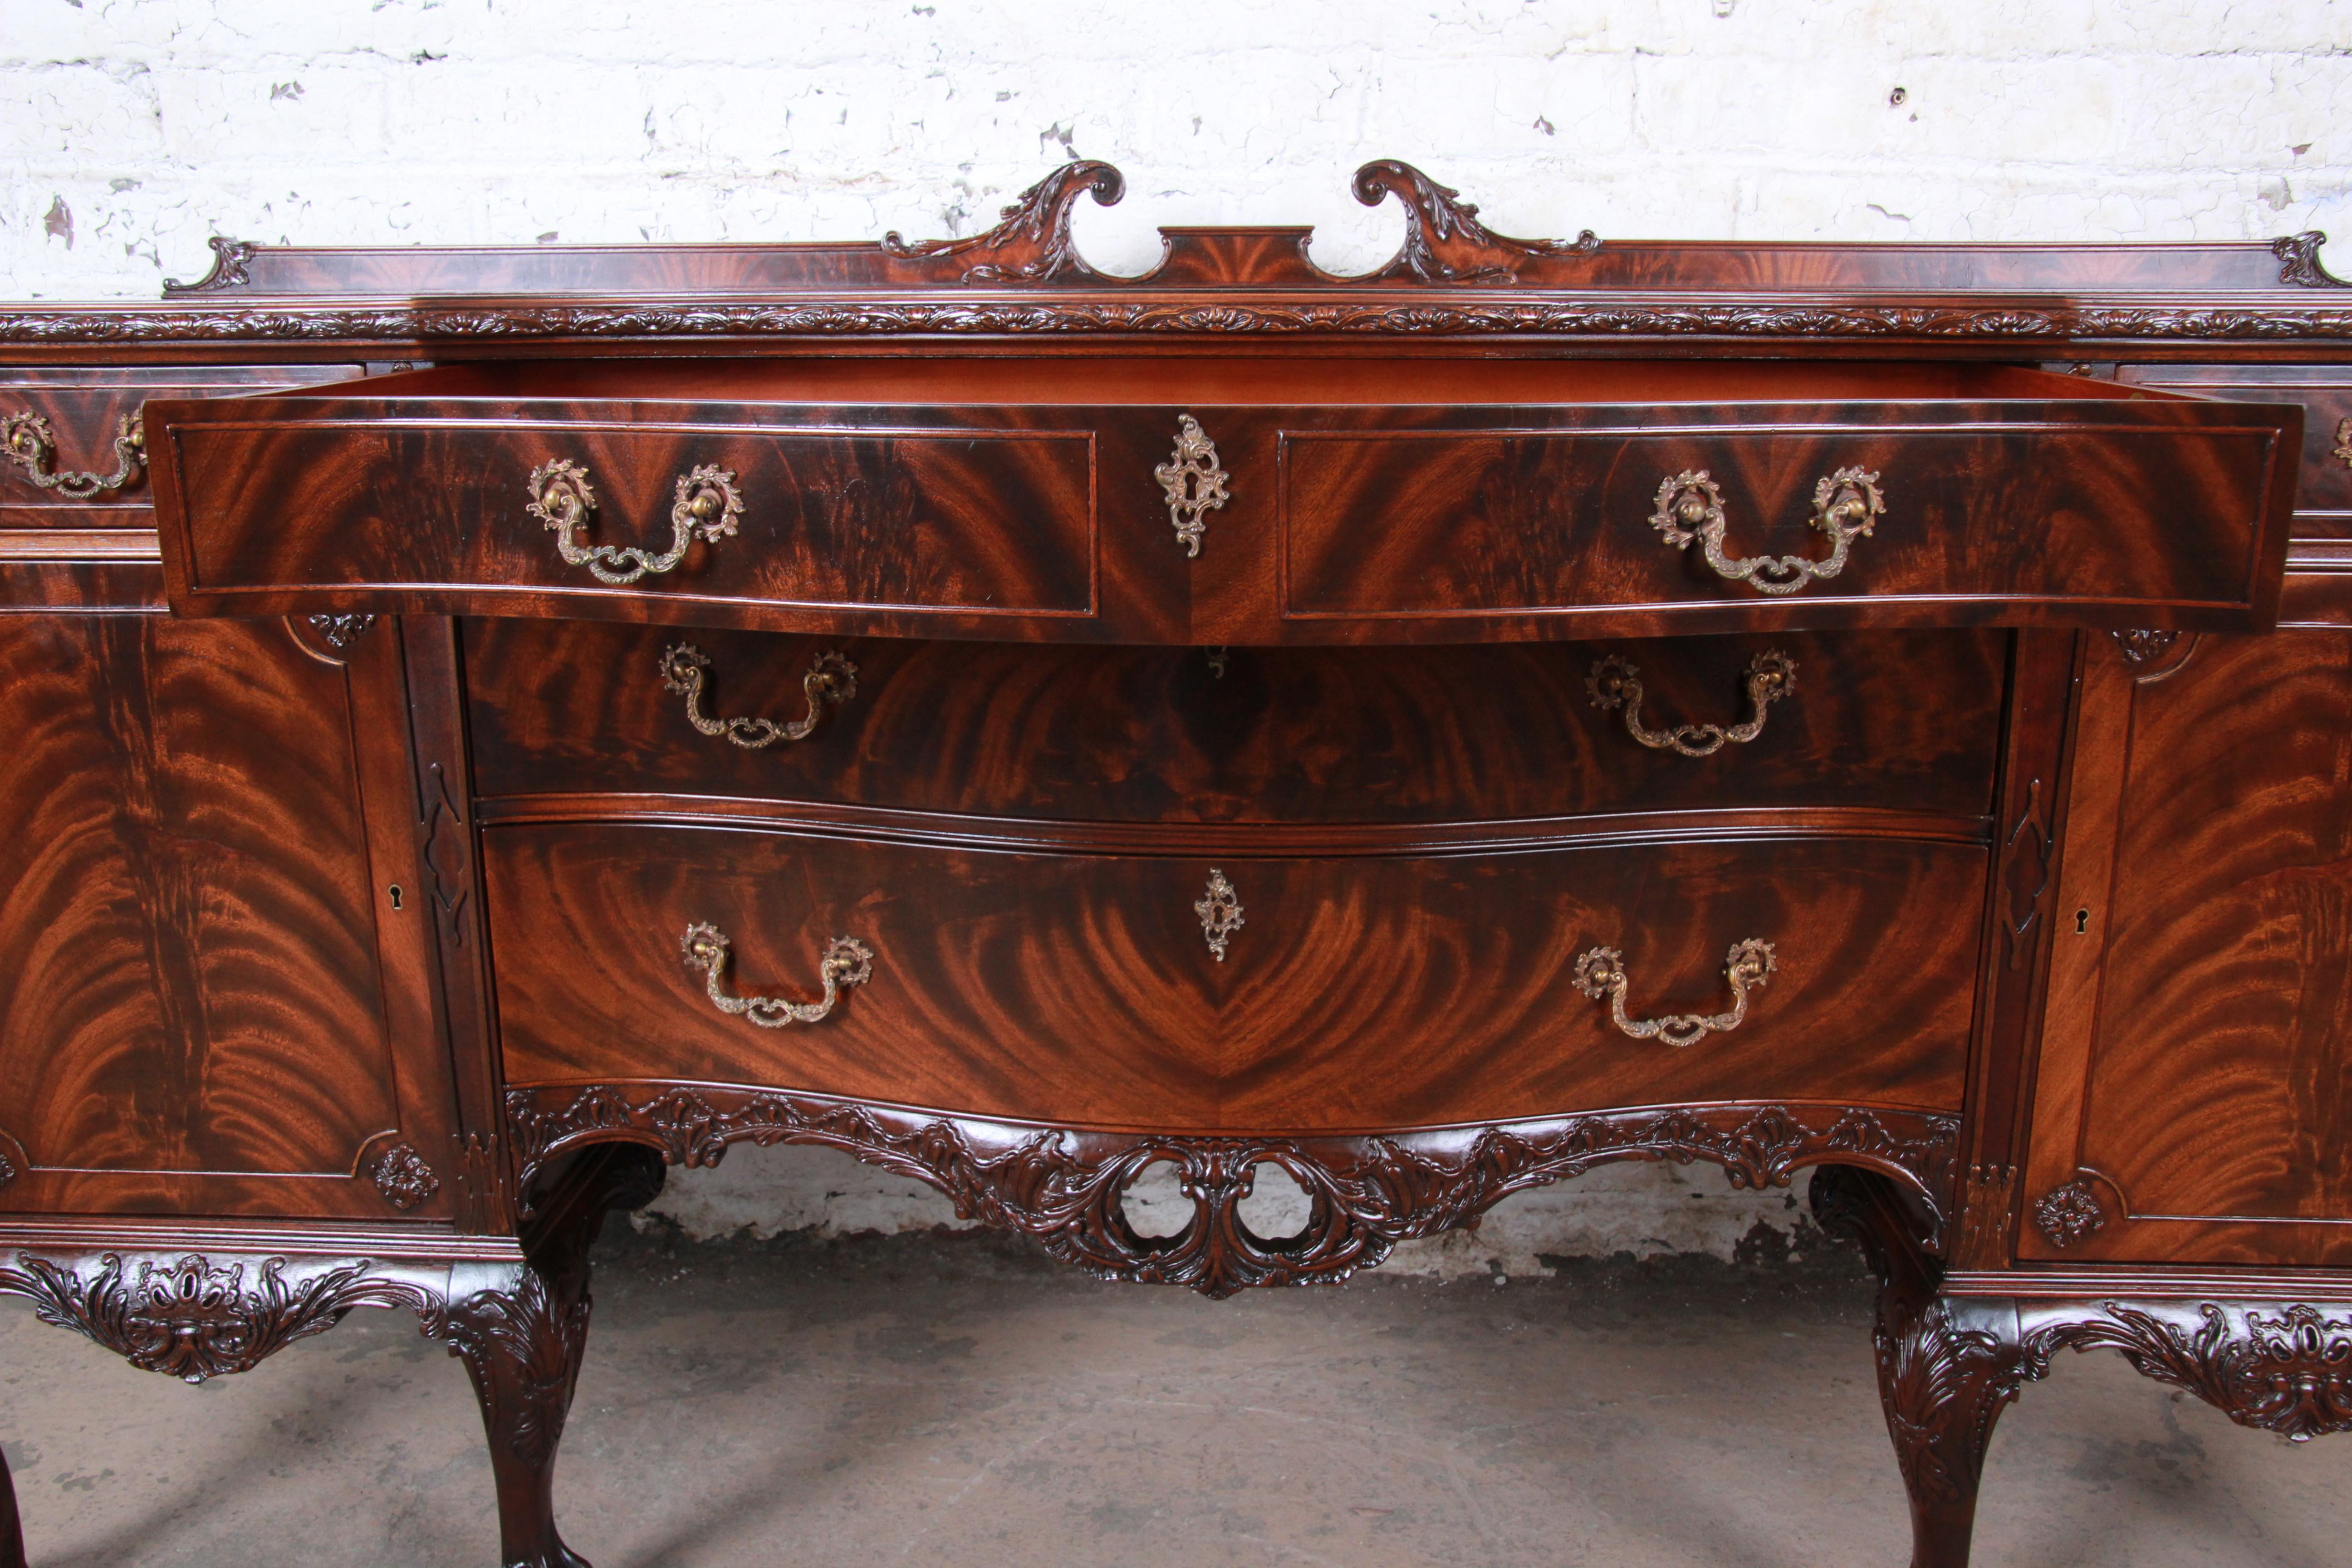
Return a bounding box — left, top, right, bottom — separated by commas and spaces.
158, 416, 1097, 622
1281, 421, 2289, 626
485, 822, 1984, 1133
147, 359, 2299, 642
463, 620, 2008, 824
0, 365, 362, 528
2118, 365, 2352, 533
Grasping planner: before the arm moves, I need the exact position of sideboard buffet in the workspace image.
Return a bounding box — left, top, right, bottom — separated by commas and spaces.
2, 161, 2350, 1566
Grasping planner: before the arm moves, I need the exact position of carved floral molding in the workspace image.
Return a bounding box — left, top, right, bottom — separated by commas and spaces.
506, 1083, 1958, 1298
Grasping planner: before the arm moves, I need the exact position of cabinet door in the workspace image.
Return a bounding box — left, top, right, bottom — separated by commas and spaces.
0, 613, 458, 1220
2024, 630, 2352, 1264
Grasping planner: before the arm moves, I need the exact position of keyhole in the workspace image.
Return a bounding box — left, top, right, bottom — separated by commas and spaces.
2074, 907, 2090, 935
389, 885, 405, 911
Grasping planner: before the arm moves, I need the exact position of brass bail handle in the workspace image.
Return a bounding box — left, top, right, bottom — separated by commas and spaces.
680, 922, 874, 1028
1587, 650, 1797, 758
1574, 938, 1777, 1048
1, 408, 146, 500
1651, 467, 1884, 597
528, 458, 742, 585
658, 642, 858, 748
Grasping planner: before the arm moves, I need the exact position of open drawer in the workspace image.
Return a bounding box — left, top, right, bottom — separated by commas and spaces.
146, 358, 2303, 644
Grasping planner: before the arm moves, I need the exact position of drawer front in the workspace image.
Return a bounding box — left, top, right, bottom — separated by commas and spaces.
1, 366, 362, 528
485, 822, 1984, 1133
463, 620, 2007, 824
2119, 365, 2352, 533
157, 416, 1098, 625
1280, 419, 2292, 630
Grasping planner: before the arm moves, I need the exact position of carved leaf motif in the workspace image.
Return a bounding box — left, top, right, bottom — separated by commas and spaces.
10, 301, 2352, 344
2025, 1302, 2352, 1442
162, 236, 257, 294
425, 1268, 586, 1465
506, 1086, 1956, 1299
0, 1252, 429, 1383
880, 161, 1126, 284
2274, 231, 2348, 288
306, 612, 377, 650
1351, 159, 1599, 283
372, 1142, 441, 1210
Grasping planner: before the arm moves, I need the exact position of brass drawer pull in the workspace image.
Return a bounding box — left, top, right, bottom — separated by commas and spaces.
659, 642, 857, 747
1156, 413, 1230, 558
1586, 650, 1796, 757
2, 410, 144, 500
1651, 467, 1883, 596
528, 458, 741, 585
681, 922, 873, 1028
1574, 939, 1776, 1048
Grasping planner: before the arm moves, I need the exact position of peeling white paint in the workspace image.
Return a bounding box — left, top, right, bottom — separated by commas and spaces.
4, 0, 2344, 297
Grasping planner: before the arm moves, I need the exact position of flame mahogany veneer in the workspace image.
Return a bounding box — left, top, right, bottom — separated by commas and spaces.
1, 162, 2350, 1567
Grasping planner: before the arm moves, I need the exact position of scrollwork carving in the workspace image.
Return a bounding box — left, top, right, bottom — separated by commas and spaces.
161, 236, 257, 294
2112, 628, 2179, 666
882, 161, 1126, 284
306, 612, 377, 650
2274, 231, 2348, 288
2024, 1301, 2352, 1442
1351, 159, 1598, 283
505, 1084, 1956, 1299
0, 1252, 432, 1383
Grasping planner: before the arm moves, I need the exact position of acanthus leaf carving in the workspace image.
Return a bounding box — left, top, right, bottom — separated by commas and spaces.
505, 1084, 1956, 1300
2274, 231, 2349, 288
162, 236, 258, 294
13, 300, 2352, 346
305, 612, 377, 650
0, 1251, 433, 1383
1351, 159, 1598, 283
422, 1267, 586, 1467
2023, 1301, 2352, 1442
881, 160, 1126, 284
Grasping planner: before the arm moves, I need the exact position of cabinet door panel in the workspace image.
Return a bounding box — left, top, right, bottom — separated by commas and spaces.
2024, 630, 2352, 1264
0, 614, 456, 1219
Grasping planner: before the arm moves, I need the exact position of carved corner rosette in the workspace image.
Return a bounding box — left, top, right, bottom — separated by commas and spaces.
505, 1084, 1956, 1299
2022, 1300, 2352, 1442
1351, 159, 1599, 283
2029, 1174, 2112, 1250
882, 161, 1126, 284
0, 1250, 441, 1383
305, 612, 377, 651
372, 1142, 443, 1210
162, 236, 258, 294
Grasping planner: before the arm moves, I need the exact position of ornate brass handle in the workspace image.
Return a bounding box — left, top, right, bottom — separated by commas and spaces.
680, 922, 873, 1028
1651, 467, 1883, 596
1, 410, 144, 500
1586, 650, 1796, 758
527, 459, 741, 585
659, 642, 857, 748
1156, 414, 1230, 558
1573, 939, 1776, 1048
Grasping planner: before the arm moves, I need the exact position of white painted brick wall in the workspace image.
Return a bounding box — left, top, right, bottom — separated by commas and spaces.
6, 0, 2343, 1266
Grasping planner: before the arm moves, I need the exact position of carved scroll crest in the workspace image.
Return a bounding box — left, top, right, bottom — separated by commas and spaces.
882, 161, 1127, 284
1351, 159, 1599, 283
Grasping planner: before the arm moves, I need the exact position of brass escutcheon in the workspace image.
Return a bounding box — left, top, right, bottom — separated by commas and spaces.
1156, 414, 1230, 558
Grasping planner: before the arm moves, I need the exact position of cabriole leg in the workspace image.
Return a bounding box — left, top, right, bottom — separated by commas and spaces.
433, 1143, 664, 1568
1813, 1166, 2026, 1568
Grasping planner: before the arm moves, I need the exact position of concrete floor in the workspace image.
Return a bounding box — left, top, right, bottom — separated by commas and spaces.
5, 1222, 2348, 1568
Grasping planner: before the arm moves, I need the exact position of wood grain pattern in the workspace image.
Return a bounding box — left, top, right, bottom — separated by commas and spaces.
1279, 415, 2294, 632
157, 410, 1099, 631
485, 821, 1983, 1133
144, 360, 2300, 643
0, 614, 449, 1218
0, 365, 361, 529
2024, 632, 2352, 1265
461, 619, 2007, 825
2118, 364, 2352, 534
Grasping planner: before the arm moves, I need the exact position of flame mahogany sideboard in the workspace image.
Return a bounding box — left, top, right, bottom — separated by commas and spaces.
2, 161, 2350, 1567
